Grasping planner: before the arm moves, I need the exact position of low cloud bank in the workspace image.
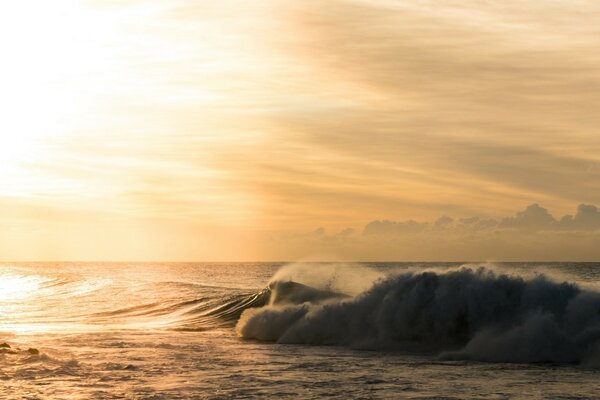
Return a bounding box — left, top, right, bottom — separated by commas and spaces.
364, 203, 600, 236
268, 204, 600, 261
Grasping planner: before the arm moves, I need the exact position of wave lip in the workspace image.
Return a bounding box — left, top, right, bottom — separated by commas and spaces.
176, 281, 346, 330
268, 281, 348, 305
236, 267, 600, 366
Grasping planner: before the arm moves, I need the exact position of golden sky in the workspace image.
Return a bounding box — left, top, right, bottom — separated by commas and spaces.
2, 0, 600, 261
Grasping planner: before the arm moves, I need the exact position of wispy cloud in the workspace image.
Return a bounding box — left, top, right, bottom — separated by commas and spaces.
3, 0, 600, 260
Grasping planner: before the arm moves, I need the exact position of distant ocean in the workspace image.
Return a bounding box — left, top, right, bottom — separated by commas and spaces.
1, 262, 599, 399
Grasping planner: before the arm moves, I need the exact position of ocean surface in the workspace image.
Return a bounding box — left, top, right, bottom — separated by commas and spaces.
0, 262, 599, 399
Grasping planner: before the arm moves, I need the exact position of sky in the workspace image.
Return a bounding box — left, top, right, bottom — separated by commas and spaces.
1, 0, 600, 261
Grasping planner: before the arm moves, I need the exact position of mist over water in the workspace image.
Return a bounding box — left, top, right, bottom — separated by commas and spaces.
1, 262, 599, 398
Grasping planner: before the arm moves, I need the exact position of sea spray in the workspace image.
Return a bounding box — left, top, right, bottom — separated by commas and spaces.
268, 262, 385, 297
237, 266, 600, 365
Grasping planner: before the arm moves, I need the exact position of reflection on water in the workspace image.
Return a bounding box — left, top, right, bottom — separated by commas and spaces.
0, 273, 45, 301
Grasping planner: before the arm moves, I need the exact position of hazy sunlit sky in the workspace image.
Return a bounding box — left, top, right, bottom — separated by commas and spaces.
2, 0, 600, 261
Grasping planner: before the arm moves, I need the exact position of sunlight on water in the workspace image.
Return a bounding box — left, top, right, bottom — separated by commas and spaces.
0, 262, 598, 399
0, 273, 44, 301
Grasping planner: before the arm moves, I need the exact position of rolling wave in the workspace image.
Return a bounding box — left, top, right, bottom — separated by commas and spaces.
236, 267, 600, 367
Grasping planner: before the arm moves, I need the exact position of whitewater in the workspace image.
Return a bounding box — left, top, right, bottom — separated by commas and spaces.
0, 262, 599, 399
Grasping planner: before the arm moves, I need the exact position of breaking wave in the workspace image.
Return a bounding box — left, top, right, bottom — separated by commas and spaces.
237, 267, 600, 367
5, 262, 600, 366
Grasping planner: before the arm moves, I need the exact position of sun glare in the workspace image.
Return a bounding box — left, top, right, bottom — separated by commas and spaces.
1, 2, 86, 130
0, 1, 118, 195
0, 273, 42, 302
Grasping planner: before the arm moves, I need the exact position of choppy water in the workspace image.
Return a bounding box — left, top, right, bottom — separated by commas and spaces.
0, 262, 599, 399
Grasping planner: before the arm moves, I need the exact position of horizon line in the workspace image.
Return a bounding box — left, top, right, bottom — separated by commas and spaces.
1, 260, 599, 264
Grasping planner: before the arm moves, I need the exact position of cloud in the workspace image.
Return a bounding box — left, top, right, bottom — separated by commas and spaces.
559, 204, 600, 230
261, 0, 600, 222
499, 203, 556, 230
456, 216, 498, 231
269, 203, 600, 261
363, 219, 426, 236
363, 203, 600, 234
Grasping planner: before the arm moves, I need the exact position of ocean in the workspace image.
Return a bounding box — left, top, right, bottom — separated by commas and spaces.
0, 262, 599, 399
